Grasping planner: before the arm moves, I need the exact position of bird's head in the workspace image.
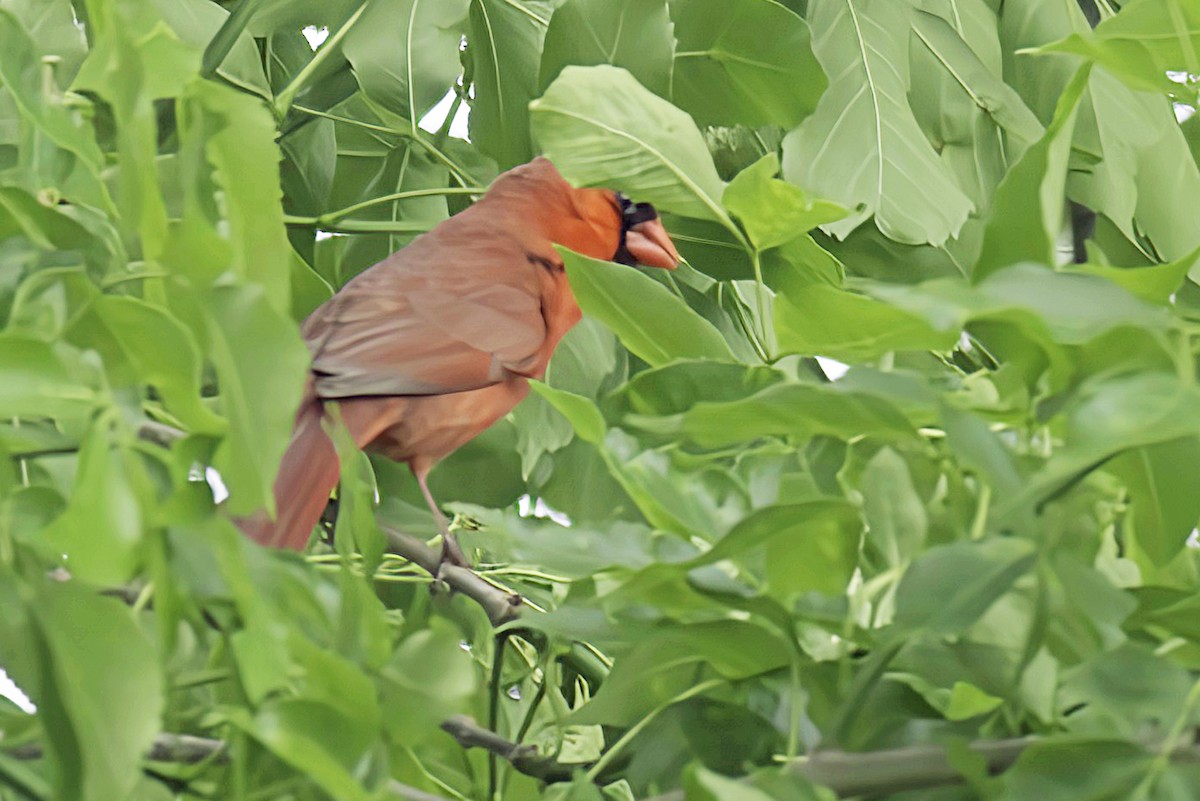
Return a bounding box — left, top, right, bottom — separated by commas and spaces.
489, 157, 682, 270
610, 193, 680, 270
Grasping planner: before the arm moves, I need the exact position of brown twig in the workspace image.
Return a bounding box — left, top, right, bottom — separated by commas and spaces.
6, 733, 229, 765
137, 420, 186, 448
8, 734, 451, 800
381, 525, 524, 627
438, 715, 579, 782
642, 735, 1200, 799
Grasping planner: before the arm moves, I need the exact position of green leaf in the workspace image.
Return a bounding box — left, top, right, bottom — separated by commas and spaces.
529, 382, 606, 446
0, 336, 98, 420
893, 538, 1037, 636
28, 582, 163, 801
1109, 438, 1200, 567
1060, 643, 1195, 736
93, 296, 225, 434
1007, 372, 1200, 517
723, 154, 848, 251
685, 764, 776, 801
42, 422, 145, 585
540, 0, 674, 96
861, 447, 927, 567
944, 681, 1004, 721
774, 283, 957, 361
4, 0, 87, 86
560, 247, 736, 367
344, 0, 469, 121
1002, 739, 1149, 800
693, 501, 862, 596
205, 285, 310, 516
153, 0, 270, 98
0, 10, 110, 208
912, 9, 1043, 145
177, 80, 295, 313
974, 65, 1091, 280
531, 65, 736, 232
382, 623, 478, 744
1072, 247, 1197, 305
670, 0, 826, 128
647, 382, 915, 449
229, 701, 373, 801
467, 0, 549, 168
782, 0, 973, 245
1039, 0, 1200, 95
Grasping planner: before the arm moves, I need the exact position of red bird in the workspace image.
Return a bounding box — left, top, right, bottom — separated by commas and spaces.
240, 158, 680, 562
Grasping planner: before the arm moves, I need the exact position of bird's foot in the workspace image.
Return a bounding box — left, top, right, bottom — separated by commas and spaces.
431, 532, 470, 591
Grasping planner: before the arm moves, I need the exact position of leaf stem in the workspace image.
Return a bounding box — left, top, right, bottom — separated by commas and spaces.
201, 0, 262, 79
273, 3, 370, 119
282, 216, 435, 235
749, 249, 772, 359
319, 187, 482, 224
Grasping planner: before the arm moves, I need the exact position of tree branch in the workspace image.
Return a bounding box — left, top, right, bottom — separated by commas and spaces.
7, 734, 452, 800
137, 421, 186, 448
438, 715, 579, 783
381, 525, 523, 627
643, 735, 1200, 799
6, 733, 229, 764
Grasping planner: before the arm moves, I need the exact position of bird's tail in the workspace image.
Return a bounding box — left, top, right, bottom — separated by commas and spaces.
236, 390, 341, 551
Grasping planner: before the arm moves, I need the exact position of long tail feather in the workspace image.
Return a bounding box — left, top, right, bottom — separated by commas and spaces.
236, 394, 341, 550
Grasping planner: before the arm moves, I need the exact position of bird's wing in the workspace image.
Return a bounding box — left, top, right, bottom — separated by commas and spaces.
304, 225, 552, 400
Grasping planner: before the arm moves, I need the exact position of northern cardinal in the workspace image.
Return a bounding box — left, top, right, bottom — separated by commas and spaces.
239, 158, 680, 562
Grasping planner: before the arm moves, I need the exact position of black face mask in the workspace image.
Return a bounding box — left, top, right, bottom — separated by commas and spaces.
612, 192, 659, 266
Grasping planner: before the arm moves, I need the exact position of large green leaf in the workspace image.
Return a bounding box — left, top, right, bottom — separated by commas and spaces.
560, 248, 735, 367
344, 0, 469, 122
909, 8, 1044, 200
205, 285, 310, 516
42, 423, 146, 585
774, 283, 957, 361
153, 0, 270, 98
177, 81, 294, 313
1110, 438, 1200, 567
1005, 372, 1200, 516
637, 381, 915, 448
782, 0, 973, 245
973, 65, 1090, 280
894, 538, 1037, 636
670, 0, 826, 128
26, 582, 163, 801
467, 0, 550, 168
540, 0, 674, 95
531, 65, 736, 232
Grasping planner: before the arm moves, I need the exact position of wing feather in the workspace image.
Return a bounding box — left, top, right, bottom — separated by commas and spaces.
304, 217, 549, 400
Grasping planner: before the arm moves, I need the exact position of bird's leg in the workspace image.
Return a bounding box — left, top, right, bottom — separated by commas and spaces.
417, 470, 469, 569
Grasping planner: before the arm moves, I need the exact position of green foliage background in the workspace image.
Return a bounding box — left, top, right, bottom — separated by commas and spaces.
4, 0, 1200, 799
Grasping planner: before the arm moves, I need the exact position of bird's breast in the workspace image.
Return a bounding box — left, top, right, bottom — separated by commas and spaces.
355, 379, 532, 474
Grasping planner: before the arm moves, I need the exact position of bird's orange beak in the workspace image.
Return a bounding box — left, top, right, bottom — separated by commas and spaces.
624, 218, 680, 269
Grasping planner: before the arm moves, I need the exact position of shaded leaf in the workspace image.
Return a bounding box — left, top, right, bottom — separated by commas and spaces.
560, 247, 735, 367
782, 0, 973, 245
670, 0, 826, 128
540, 0, 674, 95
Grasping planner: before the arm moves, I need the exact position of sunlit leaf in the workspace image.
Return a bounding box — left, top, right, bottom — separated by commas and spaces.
532, 65, 736, 231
